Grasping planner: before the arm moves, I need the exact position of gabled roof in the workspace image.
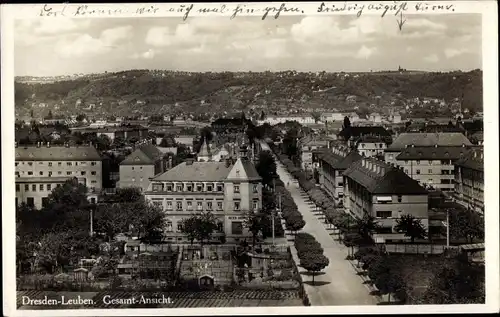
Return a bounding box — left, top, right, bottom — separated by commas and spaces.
332, 150, 363, 170
120, 144, 163, 165
387, 132, 472, 151
15, 146, 101, 161
344, 158, 427, 195
396, 146, 472, 161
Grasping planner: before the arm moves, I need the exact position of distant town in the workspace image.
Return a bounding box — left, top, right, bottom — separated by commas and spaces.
15, 69, 484, 309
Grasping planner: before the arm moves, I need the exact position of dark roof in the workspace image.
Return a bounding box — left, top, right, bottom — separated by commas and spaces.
454, 147, 484, 171
344, 158, 427, 195
396, 146, 472, 161
338, 126, 391, 139
15, 146, 102, 161
235, 158, 262, 181
355, 135, 389, 144
120, 144, 163, 165
152, 161, 232, 182
332, 150, 363, 170
387, 132, 472, 151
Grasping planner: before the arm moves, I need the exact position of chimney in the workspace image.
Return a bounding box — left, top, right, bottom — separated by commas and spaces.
46, 142, 50, 148
65, 142, 70, 148
36, 142, 41, 148
239, 145, 248, 160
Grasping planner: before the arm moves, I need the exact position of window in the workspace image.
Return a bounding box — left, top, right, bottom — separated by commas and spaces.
338, 182, 344, 187
91, 162, 96, 166
16, 184, 20, 192
39, 184, 44, 191
26, 197, 34, 207
166, 222, 173, 232
234, 185, 240, 193
416, 160, 420, 165
428, 160, 433, 164
177, 223, 183, 231
28, 171, 33, 175
217, 201, 223, 210
15, 162, 19, 166
58, 162, 62, 166
207, 201, 213, 210
67, 162, 72, 166
217, 184, 223, 192
207, 184, 213, 191
234, 201, 240, 211
217, 222, 223, 232
25, 184, 29, 191
252, 200, 258, 210
152, 199, 163, 208
428, 169, 433, 174
32, 184, 36, 192
187, 201, 193, 210
48, 162, 52, 167
166, 184, 173, 191
28, 162, 33, 166
176, 201, 183, 210
91, 171, 96, 176
152, 183, 163, 192
397, 195, 402, 203
361, 144, 365, 148
132, 167, 134, 171
252, 184, 258, 193
231, 222, 243, 235
67, 171, 72, 175
197, 184, 203, 192
58, 171, 62, 175
166, 201, 173, 210
15, 172, 19, 177
416, 169, 421, 175
376, 210, 392, 218
197, 201, 203, 210
186, 184, 193, 192
91, 180, 97, 184
81, 171, 86, 176
48, 171, 52, 177
47, 184, 52, 191
176, 184, 183, 192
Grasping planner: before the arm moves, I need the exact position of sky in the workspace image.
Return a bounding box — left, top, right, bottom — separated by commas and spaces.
14, 14, 482, 76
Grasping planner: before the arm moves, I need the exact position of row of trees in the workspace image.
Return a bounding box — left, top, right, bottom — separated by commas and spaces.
294, 233, 329, 285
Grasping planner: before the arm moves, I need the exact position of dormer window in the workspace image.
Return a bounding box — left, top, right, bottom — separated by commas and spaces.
196, 183, 203, 192
176, 184, 183, 192
207, 184, 213, 192
234, 185, 240, 193
217, 184, 224, 192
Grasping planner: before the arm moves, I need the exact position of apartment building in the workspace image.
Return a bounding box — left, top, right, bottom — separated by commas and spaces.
15, 142, 102, 209
384, 132, 472, 165
343, 157, 429, 242
144, 146, 262, 242
454, 147, 484, 214
70, 126, 148, 141
395, 145, 472, 192
119, 144, 166, 192
354, 135, 388, 158
318, 146, 362, 205
299, 136, 330, 172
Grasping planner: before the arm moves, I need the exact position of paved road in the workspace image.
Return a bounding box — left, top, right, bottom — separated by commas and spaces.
262, 142, 378, 306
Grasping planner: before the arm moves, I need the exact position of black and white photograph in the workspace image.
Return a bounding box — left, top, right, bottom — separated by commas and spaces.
2, 1, 499, 315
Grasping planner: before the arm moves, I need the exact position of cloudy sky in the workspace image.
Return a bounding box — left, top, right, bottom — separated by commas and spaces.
15, 14, 481, 76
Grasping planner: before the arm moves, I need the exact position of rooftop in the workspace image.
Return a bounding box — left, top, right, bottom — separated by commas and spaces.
120, 144, 164, 165
344, 157, 427, 195
387, 132, 472, 151
151, 161, 233, 182
15, 145, 101, 161
454, 147, 484, 171
396, 146, 473, 161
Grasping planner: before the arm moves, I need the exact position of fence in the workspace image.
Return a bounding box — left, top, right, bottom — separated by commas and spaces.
383, 244, 460, 255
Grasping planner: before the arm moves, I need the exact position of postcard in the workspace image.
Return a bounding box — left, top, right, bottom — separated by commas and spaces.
1, 1, 499, 316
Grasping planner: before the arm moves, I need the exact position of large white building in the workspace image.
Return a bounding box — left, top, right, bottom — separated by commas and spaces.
15, 143, 102, 208
144, 146, 262, 243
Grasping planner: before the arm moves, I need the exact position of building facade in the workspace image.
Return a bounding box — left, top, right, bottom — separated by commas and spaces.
144, 146, 262, 243
15, 143, 102, 209
299, 137, 330, 172
119, 144, 166, 192
454, 147, 484, 214
354, 136, 388, 158
343, 157, 429, 243
395, 145, 472, 192
318, 146, 362, 205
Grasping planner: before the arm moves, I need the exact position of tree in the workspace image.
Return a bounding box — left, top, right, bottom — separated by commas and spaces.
76, 114, 86, 122
243, 211, 264, 247
300, 253, 329, 285
355, 214, 380, 242
311, 111, 321, 123
47, 110, 53, 119
449, 208, 484, 244
255, 150, 277, 187
394, 214, 427, 243
114, 187, 144, 203
421, 253, 485, 304
179, 217, 198, 245
95, 134, 111, 152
